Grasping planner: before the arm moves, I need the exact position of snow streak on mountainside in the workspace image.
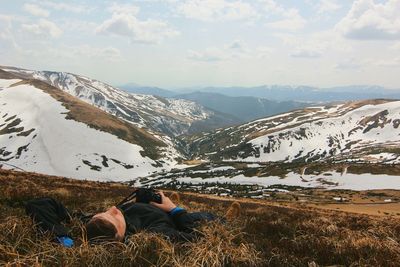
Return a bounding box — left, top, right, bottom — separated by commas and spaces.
0, 66, 224, 137
187, 100, 400, 164
0, 78, 182, 181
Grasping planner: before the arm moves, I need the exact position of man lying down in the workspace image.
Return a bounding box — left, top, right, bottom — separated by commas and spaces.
25, 188, 221, 247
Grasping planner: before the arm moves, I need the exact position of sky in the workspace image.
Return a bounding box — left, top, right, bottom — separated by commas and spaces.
1, 0, 400, 89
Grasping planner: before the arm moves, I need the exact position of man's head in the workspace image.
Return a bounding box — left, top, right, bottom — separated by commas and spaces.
86, 206, 126, 242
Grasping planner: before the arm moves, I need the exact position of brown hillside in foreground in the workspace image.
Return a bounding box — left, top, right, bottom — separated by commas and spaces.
1, 168, 400, 266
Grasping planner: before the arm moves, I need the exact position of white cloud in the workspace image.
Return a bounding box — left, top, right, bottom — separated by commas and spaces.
69, 45, 123, 62
317, 0, 341, 14
21, 18, 62, 38
107, 3, 140, 15
96, 3, 178, 43
258, 0, 284, 14
187, 40, 246, 62
227, 40, 248, 52
187, 48, 226, 62
20, 44, 123, 63
390, 42, 400, 50
96, 12, 179, 44
178, 0, 258, 21
228, 40, 241, 49
265, 8, 306, 31
284, 35, 327, 59
59, 19, 97, 34
335, 58, 363, 70
23, 3, 50, 17
0, 15, 13, 34
259, 1, 306, 30
100, 47, 122, 60
372, 57, 400, 67
256, 46, 273, 58
290, 49, 322, 58
118, 0, 178, 2
38, 1, 86, 13
188, 40, 269, 62
335, 0, 400, 40
0, 15, 18, 52
277, 31, 351, 59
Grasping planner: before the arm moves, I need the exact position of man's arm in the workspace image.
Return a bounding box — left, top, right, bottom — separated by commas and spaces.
150, 192, 197, 233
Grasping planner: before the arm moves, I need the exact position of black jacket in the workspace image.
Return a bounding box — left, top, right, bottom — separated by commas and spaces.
120, 202, 198, 241
25, 197, 71, 237
25, 198, 215, 242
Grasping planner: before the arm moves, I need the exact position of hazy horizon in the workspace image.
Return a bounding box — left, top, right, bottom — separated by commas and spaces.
119, 81, 400, 91
4, 63, 400, 90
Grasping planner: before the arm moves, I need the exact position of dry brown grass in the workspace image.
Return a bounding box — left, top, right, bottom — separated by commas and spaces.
341, 99, 393, 110
1, 169, 400, 266
0, 221, 258, 266
0, 169, 260, 266
169, 192, 181, 204
179, 192, 400, 267
182, 160, 204, 165
0, 69, 18, 80
225, 202, 241, 221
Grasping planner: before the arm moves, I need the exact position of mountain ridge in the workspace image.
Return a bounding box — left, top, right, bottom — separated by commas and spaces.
0, 70, 183, 181
173, 91, 308, 122
119, 82, 400, 123
176, 85, 400, 101
183, 99, 400, 164
0, 69, 164, 158
1, 65, 237, 137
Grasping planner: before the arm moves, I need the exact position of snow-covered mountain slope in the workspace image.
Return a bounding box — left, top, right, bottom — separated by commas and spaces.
0, 73, 184, 181
185, 100, 400, 163
0, 66, 237, 137
140, 167, 400, 190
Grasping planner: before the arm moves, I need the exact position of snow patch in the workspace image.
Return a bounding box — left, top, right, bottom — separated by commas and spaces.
0, 79, 21, 88
0, 80, 163, 181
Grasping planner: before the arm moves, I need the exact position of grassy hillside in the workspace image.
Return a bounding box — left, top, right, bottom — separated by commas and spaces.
1, 169, 399, 266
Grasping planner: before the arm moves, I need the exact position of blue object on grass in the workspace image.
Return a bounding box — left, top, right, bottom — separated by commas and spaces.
56, 236, 74, 248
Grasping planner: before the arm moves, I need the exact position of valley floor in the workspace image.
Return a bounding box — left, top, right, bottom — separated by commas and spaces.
169, 189, 400, 219
1, 169, 400, 266
309, 202, 400, 217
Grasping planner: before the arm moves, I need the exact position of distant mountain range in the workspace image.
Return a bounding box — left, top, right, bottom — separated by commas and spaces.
178, 85, 400, 102
120, 83, 400, 123
121, 83, 400, 102
120, 85, 311, 122
173, 91, 307, 122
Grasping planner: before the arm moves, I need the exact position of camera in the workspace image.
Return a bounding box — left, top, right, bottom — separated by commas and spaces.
116, 187, 162, 208
135, 188, 162, 204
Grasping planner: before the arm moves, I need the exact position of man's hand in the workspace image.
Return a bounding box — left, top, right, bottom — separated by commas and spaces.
150, 191, 177, 212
